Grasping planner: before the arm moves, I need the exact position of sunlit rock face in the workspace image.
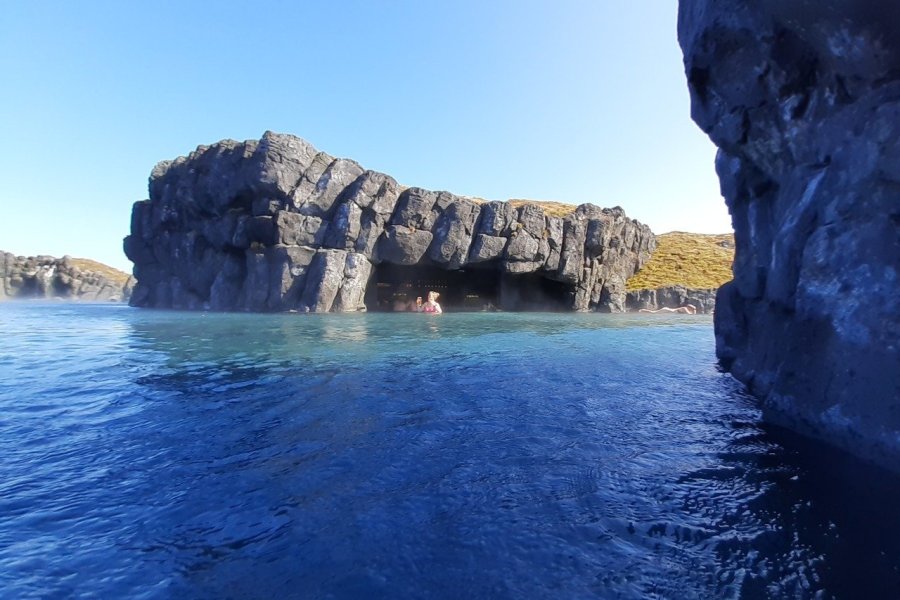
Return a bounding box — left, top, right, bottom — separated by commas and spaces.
679, 0, 900, 469
124, 132, 655, 313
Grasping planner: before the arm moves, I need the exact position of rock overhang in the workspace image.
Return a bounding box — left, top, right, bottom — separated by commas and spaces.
125, 131, 657, 313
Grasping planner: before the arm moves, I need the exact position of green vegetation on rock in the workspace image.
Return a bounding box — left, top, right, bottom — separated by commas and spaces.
506, 199, 576, 218
464, 197, 578, 219
461, 200, 734, 292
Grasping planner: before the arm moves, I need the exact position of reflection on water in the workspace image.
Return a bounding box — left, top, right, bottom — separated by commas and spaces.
0, 303, 898, 599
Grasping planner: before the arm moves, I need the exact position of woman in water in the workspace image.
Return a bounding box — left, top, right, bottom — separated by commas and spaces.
638, 304, 697, 314
421, 291, 443, 314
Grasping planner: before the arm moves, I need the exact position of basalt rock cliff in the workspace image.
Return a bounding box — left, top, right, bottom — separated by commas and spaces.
679, 1, 900, 468
124, 132, 656, 313
1, 252, 134, 302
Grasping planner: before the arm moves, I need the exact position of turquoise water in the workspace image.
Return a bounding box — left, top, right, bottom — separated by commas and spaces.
1, 303, 898, 598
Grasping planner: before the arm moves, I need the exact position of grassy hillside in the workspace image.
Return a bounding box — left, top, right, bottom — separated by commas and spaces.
627, 232, 734, 291
68, 258, 132, 286
506, 199, 576, 218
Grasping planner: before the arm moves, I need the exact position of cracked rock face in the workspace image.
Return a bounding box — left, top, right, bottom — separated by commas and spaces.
679, 0, 900, 469
124, 132, 656, 314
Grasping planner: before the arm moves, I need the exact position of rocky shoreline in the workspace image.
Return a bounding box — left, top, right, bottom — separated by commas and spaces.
1, 252, 134, 302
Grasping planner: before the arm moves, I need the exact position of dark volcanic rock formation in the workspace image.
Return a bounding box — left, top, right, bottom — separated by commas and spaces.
124, 132, 656, 313
679, 1, 900, 468
1, 253, 134, 302
626, 286, 717, 314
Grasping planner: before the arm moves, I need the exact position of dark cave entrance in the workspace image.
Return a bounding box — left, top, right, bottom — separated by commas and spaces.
366, 263, 498, 312
366, 263, 573, 312
497, 272, 573, 311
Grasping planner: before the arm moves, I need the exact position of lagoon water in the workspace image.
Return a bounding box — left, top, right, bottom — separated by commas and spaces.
1, 303, 899, 599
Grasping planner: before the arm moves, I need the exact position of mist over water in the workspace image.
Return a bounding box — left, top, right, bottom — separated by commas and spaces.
1, 303, 898, 598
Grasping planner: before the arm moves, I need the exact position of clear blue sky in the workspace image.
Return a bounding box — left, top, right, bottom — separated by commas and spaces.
0, 1, 728, 272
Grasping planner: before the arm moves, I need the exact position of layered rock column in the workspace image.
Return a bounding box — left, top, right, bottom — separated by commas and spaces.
124, 132, 656, 313
679, 1, 900, 468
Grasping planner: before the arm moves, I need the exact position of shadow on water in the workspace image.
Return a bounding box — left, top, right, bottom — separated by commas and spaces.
736, 423, 900, 598
663, 409, 900, 598
1, 304, 899, 599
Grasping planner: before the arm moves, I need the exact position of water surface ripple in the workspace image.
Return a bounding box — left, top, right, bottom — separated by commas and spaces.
1, 304, 898, 599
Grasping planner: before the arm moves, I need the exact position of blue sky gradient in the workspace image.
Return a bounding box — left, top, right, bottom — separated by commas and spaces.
0, 1, 727, 271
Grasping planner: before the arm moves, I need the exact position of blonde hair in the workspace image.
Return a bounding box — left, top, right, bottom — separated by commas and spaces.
427, 291, 440, 302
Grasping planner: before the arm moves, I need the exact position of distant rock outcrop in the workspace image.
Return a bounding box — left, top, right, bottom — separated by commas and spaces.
124, 132, 656, 313
680, 1, 900, 469
0, 253, 134, 302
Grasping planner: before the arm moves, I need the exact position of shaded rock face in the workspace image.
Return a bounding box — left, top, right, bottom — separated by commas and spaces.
0, 253, 134, 302
679, 1, 900, 468
626, 287, 716, 314
125, 132, 656, 313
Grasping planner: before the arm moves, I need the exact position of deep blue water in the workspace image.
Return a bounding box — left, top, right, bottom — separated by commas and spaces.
1, 303, 899, 599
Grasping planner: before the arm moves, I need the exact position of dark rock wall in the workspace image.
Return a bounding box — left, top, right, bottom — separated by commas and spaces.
679, 1, 900, 468
1, 252, 134, 302
124, 132, 656, 313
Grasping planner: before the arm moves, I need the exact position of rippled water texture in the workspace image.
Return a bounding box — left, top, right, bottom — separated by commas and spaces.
1, 304, 899, 599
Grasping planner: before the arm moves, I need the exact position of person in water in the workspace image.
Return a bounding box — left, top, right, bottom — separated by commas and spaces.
421, 291, 443, 314
638, 304, 697, 314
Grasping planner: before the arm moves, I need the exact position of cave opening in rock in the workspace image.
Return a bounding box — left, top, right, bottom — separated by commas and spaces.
366, 262, 573, 312
497, 273, 573, 311
52, 277, 72, 298
366, 263, 499, 312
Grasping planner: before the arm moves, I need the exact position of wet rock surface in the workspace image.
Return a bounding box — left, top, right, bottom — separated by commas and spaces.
125, 132, 656, 313
679, 0, 900, 469
1, 252, 134, 302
